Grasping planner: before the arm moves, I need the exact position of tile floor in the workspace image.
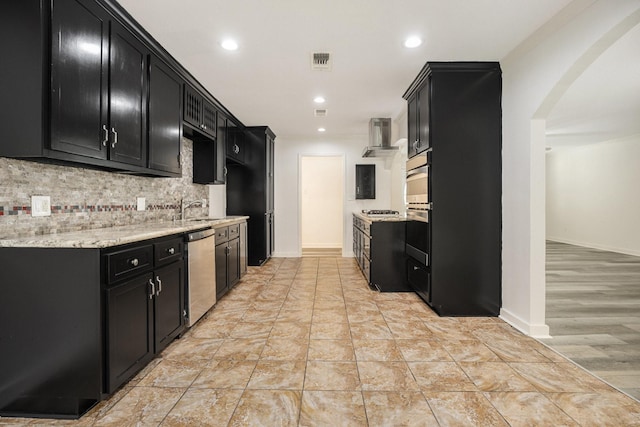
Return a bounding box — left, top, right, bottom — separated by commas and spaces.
2, 257, 640, 426
542, 241, 640, 400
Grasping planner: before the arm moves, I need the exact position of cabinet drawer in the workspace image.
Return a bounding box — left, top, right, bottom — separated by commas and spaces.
228, 224, 240, 240
106, 245, 153, 284
154, 237, 183, 267
216, 226, 229, 243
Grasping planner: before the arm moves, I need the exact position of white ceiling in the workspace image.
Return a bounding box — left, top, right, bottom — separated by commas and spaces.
115, 0, 636, 144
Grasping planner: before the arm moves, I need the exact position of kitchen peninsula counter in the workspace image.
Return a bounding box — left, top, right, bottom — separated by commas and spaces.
0, 216, 248, 249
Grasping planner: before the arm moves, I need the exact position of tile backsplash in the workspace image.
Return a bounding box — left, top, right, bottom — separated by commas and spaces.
0, 138, 211, 238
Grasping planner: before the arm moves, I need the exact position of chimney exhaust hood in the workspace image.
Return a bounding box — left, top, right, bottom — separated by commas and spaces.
362, 118, 399, 157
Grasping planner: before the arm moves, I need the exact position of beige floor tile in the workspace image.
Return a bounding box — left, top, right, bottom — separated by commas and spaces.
260, 338, 309, 361
484, 338, 552, 363
346, 309, 387, 323
424, 391, 509, 426
395, 339, 452, 362
352, 339, 404, 361
308, 339, 355, 361
161, 389, 243, 426
299, 391, 367, 427
312, 308, 348, 323
357, 361, 420, 391
191, 359, 257, 389
509, 362, 598, 393
408, 362, 477, 391
309, 322, 351, 340
212, 338, 266, 360
349, 322, 393, 340
362, 391, 439, 426
160, 337, 224, 361
443, 340, 501, 362
484, 392, 579, 426
137, 359, 204, 388
247, 360, 306, 390
270, 321, 311, 339
304, 361, 361, 391
241, 309, 280, 323
229, 321, 273, 339
459, 362, 538, 392
387, 321, 434, 339
276, 309, 313, 323
229, 390, 301, 427
93, 387, 185, 426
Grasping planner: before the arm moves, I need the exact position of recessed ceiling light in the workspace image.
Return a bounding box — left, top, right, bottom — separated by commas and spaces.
318, 127, 326, 132
404, 36, 422, 48
221, 39, 238, 51
314, 96, 326, 104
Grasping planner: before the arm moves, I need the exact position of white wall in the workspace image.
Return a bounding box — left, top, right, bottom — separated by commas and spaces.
274, 136, 396, 257
501, 0, 640, 336
301, 156, 344, 248
546, 134, 640, 256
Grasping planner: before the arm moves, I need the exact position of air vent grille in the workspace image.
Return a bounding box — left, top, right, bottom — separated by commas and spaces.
314, 109, 328, 117
311, 52, 332, 71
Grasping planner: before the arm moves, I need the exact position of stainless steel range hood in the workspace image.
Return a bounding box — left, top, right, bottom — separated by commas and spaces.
362, 118, 399, 157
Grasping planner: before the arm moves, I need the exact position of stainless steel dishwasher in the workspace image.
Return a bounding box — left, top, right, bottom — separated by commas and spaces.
185, 228, 216, 327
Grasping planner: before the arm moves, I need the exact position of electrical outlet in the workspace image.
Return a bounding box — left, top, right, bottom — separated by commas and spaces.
136, 197, 146, 211
31, 195, 51, 217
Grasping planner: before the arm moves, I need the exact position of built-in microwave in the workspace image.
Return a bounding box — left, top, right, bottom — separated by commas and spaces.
406, 152, 428, 222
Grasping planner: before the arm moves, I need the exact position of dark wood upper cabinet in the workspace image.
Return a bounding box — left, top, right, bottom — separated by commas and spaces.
355, 164, 376, 199
148, 57, 183, 174
183, 84, 216, 140
50, 0, 109, 160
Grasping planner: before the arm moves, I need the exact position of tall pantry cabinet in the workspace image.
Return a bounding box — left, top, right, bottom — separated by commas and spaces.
227, 126, 275, 266
403, 62, 502, 316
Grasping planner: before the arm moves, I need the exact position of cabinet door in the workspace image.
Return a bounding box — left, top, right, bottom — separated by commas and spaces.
148, 57, 182, 174
183, 85, 202, 130
153, 261, 185, 352
105, 273, 154, 393
407, 94, 418, 158
202, 99, 217, 139
227, 238, 240, 288
50, 0, 109, 159
417, 79, 430, 152
215, 243, 228, 299
108, 21, 147, 166
214, 116, 226, 184
266, 135, 275, 212
226, 120, 243, 163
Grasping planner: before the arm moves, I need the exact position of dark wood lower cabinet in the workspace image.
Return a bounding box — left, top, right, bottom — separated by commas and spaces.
215, 224, 241, 299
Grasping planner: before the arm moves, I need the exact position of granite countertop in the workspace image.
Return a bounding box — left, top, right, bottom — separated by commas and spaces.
0, 216, 249, 249
353, 211, 408, 223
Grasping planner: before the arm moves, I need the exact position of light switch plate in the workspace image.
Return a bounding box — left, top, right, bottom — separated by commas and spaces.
137, 197, 146, 211
31, 195, 51, 217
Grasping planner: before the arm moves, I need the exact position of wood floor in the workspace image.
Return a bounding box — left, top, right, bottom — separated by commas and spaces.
542, 241, 640, 400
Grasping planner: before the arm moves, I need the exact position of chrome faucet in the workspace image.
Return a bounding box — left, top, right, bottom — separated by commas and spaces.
181, 199, 204, 221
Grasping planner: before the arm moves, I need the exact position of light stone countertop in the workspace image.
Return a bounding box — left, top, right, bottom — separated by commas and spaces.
353, 211, 408, 223
0, 216, 249, 249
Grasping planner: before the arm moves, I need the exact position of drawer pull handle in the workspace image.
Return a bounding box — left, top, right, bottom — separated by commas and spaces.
148, 279, 155, 299
168, 247, 175, 255
131, 258, 139, 267
156, 276, 162, 295
413, 266, 420, 271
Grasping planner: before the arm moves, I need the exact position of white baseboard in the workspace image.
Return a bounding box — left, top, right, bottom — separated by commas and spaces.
547, 236, 640, 257
271, 251, 300, 258
500, 308, 550, 339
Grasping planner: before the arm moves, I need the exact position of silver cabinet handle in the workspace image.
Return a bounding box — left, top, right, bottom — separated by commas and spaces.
413, 266, 420, 270
102, 125, 109, 146
233, 144, 239, 154
148, 279, 155, 299
156, 276, 162, 295
111, 128, 118, 148
168, 247, 175, 255
130, 258, 139, 267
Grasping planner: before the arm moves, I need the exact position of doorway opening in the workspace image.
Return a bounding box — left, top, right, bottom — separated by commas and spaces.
300, 155, 344, 257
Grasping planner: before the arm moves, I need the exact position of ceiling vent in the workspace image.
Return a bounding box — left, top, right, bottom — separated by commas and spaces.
311, 52, 332, 71
314, 109, 328, 117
